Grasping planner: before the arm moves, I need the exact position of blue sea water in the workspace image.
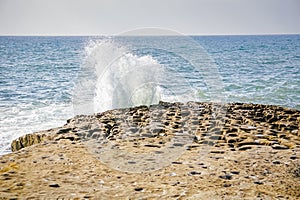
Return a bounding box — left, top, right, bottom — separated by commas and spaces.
0, 35, 299, 155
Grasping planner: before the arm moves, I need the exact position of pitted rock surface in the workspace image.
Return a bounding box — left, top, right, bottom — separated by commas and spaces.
12, 101, 300, 152
2, 101, 299, 199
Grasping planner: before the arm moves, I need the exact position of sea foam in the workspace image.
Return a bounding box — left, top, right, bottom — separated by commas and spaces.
73, 39, 163, 115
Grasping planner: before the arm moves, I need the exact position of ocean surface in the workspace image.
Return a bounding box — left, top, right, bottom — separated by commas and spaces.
0, 35, 299, 155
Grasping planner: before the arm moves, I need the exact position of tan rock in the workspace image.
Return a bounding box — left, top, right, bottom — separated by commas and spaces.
1, 101, 299, 199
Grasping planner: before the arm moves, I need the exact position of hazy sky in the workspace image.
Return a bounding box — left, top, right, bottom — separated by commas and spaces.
0, 0, 299, 35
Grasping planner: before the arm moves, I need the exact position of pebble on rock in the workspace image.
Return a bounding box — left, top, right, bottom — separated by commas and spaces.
254, 181, 264, 185
189, 171, 201, 175
49, 183, 60, 188
134, 187, 144, 192
219, 174, 232, 180
290, 156, 297, 160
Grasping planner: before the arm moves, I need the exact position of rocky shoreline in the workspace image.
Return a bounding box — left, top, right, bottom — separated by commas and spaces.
1, 101, 299, 199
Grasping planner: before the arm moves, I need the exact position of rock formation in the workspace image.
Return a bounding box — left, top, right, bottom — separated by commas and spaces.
1, 101, 300, 199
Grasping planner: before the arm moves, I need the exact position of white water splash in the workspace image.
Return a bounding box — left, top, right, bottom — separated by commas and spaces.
73, 39, 163, 114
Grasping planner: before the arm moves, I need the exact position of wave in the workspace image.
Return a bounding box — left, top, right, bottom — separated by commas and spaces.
73, 39, 163, 114
73, 36, 225, 115
0, 102, 73, 155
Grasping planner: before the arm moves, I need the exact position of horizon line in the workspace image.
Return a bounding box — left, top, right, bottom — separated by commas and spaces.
0, 33, 299, 37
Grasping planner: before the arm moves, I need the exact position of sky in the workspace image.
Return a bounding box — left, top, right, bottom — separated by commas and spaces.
0, 0, 299, 36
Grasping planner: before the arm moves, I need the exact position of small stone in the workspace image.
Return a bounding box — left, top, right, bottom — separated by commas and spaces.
134, 187, 143, 192
290, 156, 297, 160
219, 174, 232, 180
254, 181, 263, 185
186, 145, 200, 149
49, 183, 60, 188
2, 173, 10, 177
144, 144, 161, 148
210, 150, 225, 154
223, 183, 232, 187
189, 171, 201, 175
171, 161, 182, 164
272, 161, 280, 165
65, 136, 76, 141
231, 171, 240, 175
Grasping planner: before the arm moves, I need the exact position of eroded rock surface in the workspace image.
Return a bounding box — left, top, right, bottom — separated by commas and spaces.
1, 101, 300, 199
11, 101, 300, 153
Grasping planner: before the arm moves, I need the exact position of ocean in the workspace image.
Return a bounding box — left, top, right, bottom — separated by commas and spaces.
0, 35, 299, 155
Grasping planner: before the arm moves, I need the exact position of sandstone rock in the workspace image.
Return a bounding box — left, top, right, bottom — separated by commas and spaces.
11, 101, 300, 154
11, 132, 50, 152
3, 101, 299, 198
